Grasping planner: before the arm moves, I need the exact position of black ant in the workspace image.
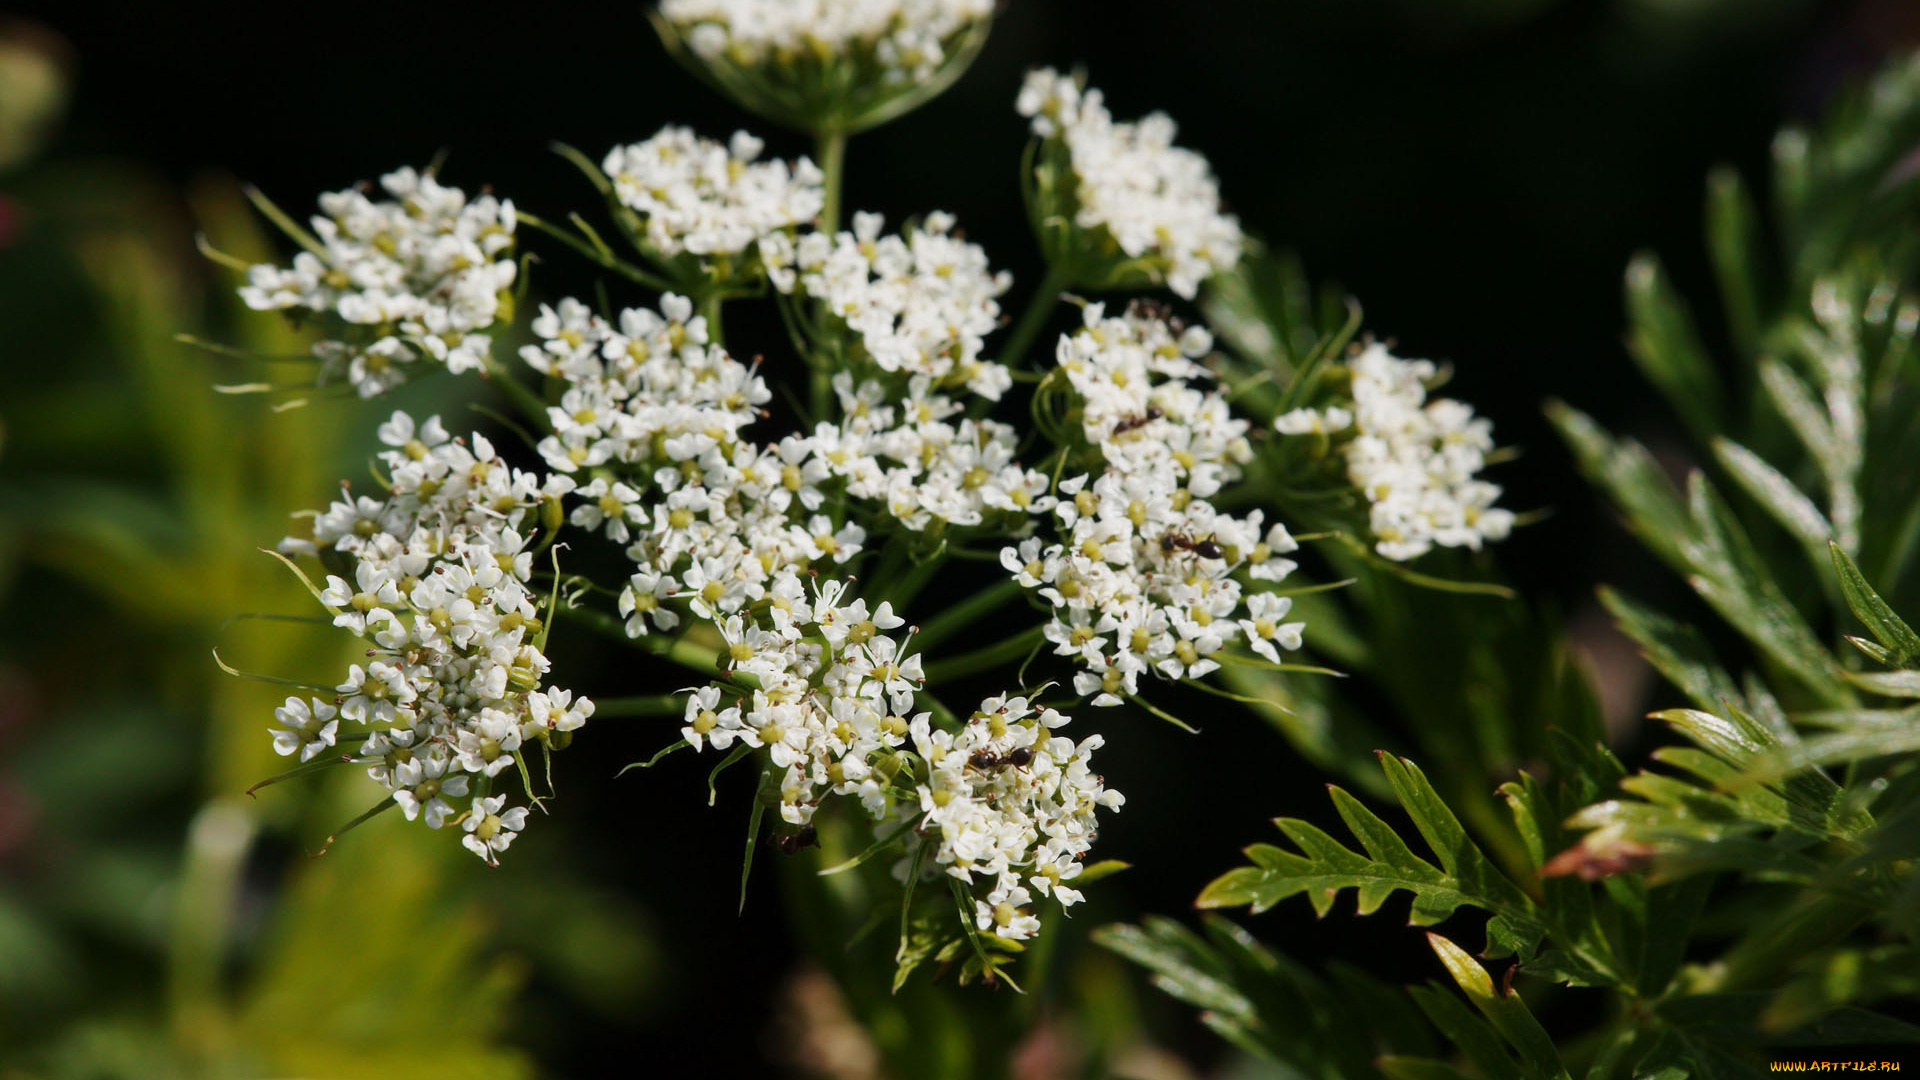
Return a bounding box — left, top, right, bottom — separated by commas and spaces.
968, 747, 1035, 770
776, 824, 819, 855
1160, 531, 1224, 560
1111, 407, 1164, 436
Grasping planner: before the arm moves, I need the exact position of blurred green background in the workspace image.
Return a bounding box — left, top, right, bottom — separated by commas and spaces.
1, 1, 1916, 1077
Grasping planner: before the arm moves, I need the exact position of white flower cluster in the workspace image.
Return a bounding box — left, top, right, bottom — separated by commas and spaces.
766, 211, 1014, 400
681, 577, 920, 825
823, 371, 1055, 532
240, 168, 516, 397
604, 127, 823, 262
1016, 69, 1243, 300
519, 288, 1119, 936
518, 293, 866, 632
660, 0, 993, 85
274, 412, 588, 864
1275, 344, 1514, 562
910, 695, 1122, 940
1006, 304, 1305, 705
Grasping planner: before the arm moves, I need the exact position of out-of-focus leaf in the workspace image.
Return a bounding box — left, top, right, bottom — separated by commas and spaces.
1705, 166, 1767, 359
1599, 587, 1741, 715
1625, 253, 1726, 444
1711, 438, 1832, 570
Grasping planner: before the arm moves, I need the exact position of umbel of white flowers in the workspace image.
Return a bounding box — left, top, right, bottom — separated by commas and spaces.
1275, 344, 1514, 562
1017, 68, 1244, 300
240, 168, 517, 399
235, 9, 1513, 951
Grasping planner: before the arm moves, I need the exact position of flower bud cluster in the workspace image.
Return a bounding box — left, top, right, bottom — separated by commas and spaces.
1275, 344, 1513, 561
1016, 69, 1242, 299
660, 0, 994, 87
241, 167, 517, 397
274, 412, 589, 863
604, 127, 822, 266
766, 211, 1013, 399
1006, 304, 1306, 705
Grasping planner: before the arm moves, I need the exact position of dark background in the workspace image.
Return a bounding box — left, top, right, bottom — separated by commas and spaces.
9, 0, 1919, 1073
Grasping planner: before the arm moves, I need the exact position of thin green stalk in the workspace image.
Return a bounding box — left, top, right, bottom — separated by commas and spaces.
594, 693, 686, 718
700, 290, 726, 348
817, 129, 848, 236
516, 209, 676, 291
912, 577, 1026, 653
552, 604, 720, 675
999, 261, 1073, 370
923, 625, 1047, 683
483, 356, 552, 431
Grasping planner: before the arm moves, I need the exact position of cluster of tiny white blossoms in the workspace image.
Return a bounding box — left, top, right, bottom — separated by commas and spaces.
1006, 304, 1306, 706
517, 292, 864, 631
911, 695, 1122, 940
765, 211, 1014, 400
767, 212, 1054, 532
517, 281, 1120, 935
272, 412, 588, 864
1016, 69, 1243, 300
660, 0, 993, 85
604, 127, 823, 262
240, 167, 517, 397
1275, 343, 1514, 562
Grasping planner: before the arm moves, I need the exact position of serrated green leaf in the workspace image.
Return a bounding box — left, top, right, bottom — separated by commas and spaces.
1199, 757, 1546, 960
1831, 541, 1920, 666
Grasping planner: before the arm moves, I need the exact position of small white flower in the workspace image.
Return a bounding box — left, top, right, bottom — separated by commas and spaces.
271, 696, 339, 762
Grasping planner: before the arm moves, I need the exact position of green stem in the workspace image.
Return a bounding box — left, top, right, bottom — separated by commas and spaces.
515, 209, 676, 292
699, 290, 725, 348
817, 129, 848, 236
999, 261, 1073, 370
483, 357, 553, 431
912, 577, 1026, 653
594, 693, 686, 718
552, 604, 720, 675
923, 625, 1047, 683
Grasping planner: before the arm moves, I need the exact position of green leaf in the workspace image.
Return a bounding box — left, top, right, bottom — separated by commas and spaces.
1380, 1058, 1480, 1080
1198, 755, 1545, 959
1704, 166, 1768, 359
1830, 540, 1920, 666
739, 769, 769, 914
1625, 253, 1726, 443
1843, 669, 1920, 697
1598, 587, 1742, 715
1091, 920, 1253, 1022
1409, 983, 1524, 1080
1547, 402, 1692, 572
1427, 932, 1570, 1080
1682, 475, 1852, 706
1658, 992, 1920, 1047
1711, 438, 1833, 563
